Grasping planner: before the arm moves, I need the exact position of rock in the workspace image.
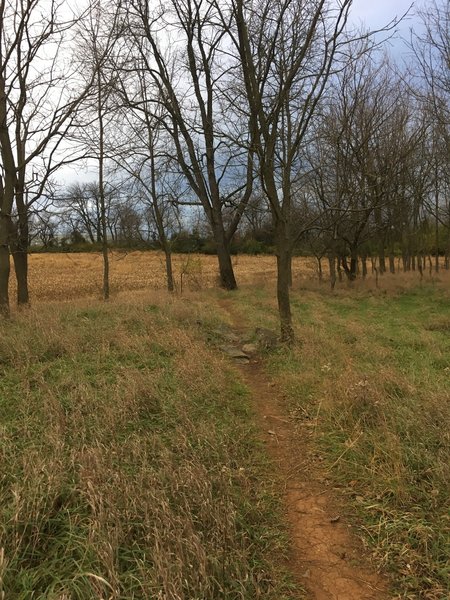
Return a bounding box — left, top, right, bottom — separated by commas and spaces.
255, 327, 279, 349
242, 343, 258, 354
219, 345, 250, 361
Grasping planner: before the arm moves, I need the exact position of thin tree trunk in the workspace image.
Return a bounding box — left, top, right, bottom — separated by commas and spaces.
163, 242, 175, 292
274, 219, 294, 343
388, 253, 395, 274
277, 250, 294, 342
98, 71, 109, 301
0, 243, 10, 317
379, 245, 386, 274
317, 256, 323, 281
342, 250, 357, 281
328, 254, 336, 290
435, 168, 439, 273
361, 255, 367, 279
337, 256, 343, 281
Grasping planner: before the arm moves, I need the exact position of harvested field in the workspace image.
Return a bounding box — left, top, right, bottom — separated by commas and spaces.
11, 251, 447, 303
13, 252, 319, 301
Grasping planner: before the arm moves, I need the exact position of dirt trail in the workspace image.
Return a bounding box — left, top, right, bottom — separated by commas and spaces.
219, 300, 390, 600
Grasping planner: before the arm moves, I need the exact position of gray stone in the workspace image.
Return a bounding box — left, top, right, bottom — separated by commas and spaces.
219, 345, 250, 360
255, 327, 279, 348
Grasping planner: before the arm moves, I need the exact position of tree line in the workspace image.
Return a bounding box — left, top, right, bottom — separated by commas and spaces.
0, 0, 448, 340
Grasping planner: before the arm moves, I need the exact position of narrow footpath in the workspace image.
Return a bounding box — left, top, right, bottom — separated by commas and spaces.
219, 299, 390, 600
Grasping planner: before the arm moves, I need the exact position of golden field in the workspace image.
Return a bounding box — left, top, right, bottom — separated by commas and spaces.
12, 251, 320, 301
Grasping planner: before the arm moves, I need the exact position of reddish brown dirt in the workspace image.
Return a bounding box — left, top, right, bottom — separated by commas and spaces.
220, 301, 390, 600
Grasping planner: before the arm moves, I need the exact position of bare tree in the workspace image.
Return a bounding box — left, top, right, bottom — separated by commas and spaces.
411, 1, 450, 269
228, 0, 369, 341
59, 181, 118, 245
124, 0, 255, 290
0, 0, 99, 315
73, 0, 128, 300
112, 69, 182, 291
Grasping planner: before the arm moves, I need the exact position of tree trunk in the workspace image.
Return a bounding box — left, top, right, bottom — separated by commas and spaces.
328, 254, 336, 289
274, 219, 294, 343
388, 253, 395, 274
277, 250, 294, 343
379, 246, 386, 274
214, 220, 237, 290
337, 256, 343, 281
11, 189, 30, 305
98, 70, 109, 301
163, 242, 175, 292
317, 256, 323, 281
0, 243, 10, 317
361, 255, 367, 279
12, 248, 28, 305
11, 208, 29, 306
342, 250, 357, 281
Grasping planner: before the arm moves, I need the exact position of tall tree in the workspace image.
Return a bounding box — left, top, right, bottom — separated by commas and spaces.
125, 0, 254, 290
74, 0, 127, 300
228, 0, 362, 341
0, 0, 94, 315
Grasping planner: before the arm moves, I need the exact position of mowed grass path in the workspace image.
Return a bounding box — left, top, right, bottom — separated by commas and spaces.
225, 282, 450, 599
0, 296, 297, 599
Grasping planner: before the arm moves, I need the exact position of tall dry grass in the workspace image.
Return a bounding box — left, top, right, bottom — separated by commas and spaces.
0, 296, 295, 599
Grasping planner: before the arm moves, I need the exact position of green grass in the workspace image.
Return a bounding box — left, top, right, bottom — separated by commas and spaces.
0, 298, 297, 599
228, 282, 450, 599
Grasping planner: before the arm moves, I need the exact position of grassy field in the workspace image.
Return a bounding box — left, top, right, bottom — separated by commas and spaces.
0, 294, 297, 599
221, 279, 450, 599
1, 254, 449, 598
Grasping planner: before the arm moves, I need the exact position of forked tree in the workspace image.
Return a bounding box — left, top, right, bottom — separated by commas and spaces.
226, 0, 356, 341
124, 0, 255, 290
224, 0, 401, 341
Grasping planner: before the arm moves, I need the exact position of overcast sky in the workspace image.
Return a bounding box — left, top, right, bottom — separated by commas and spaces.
351, 0, 420, 62
60, 0, 424, 185
352, 0, 416, 28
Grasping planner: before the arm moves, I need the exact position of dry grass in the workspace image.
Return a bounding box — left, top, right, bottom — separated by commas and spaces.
0, 295, 297, 599
222, 279, 450, 599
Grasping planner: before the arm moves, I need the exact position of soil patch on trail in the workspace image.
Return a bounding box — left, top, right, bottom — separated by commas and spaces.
218, 300, 390, 600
